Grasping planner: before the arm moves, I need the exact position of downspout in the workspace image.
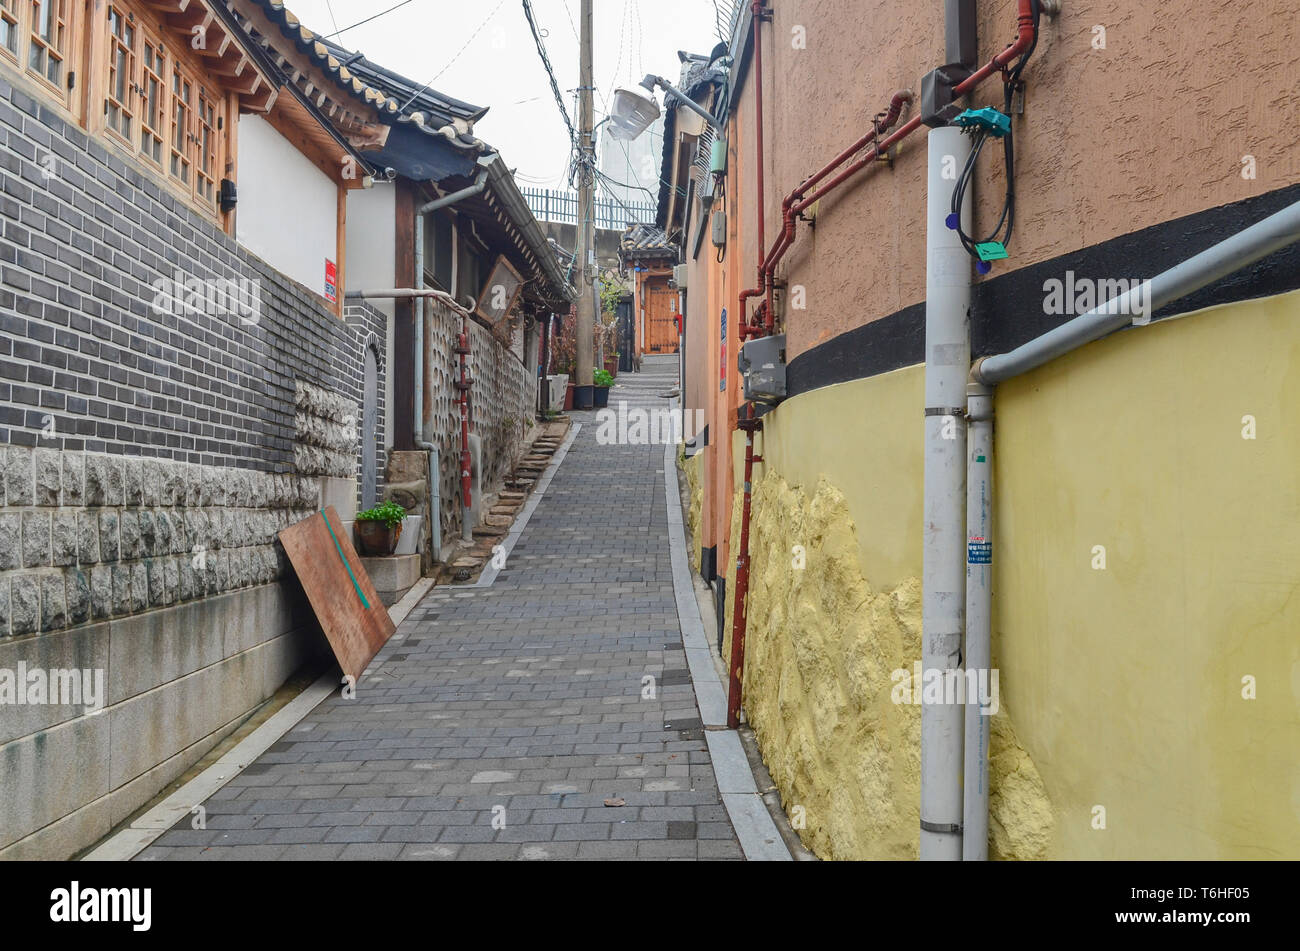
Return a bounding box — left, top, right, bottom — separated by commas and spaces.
960, 196, 1300, 859
415, 164, 490, 544
921, 124, 973, 861
724, 0, 769, 729
962, 380, 993, 861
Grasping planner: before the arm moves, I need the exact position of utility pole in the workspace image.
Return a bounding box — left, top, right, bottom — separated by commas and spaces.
573, 0, 595, 409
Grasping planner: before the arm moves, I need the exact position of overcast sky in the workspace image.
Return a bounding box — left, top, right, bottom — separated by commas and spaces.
287, 0, 722, 190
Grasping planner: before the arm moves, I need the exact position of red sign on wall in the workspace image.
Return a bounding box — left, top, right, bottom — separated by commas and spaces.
325, 259, 338, 303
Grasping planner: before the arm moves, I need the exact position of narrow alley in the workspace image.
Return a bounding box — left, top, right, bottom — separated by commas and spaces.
136, 359, 748, 861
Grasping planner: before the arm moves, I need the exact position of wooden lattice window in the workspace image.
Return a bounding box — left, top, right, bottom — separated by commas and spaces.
105, 5, 135, 142
194, 84, 217, 207
138, 28, 166, 166
26, 0, 67, 89
169, 63, 191, 185
0, 1, 19, 59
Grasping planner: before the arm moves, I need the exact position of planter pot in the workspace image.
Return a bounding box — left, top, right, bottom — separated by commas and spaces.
603, 355, 619, 378
564, 382, 575, 411
593, 385, 610, 408
354, 519, 402, 556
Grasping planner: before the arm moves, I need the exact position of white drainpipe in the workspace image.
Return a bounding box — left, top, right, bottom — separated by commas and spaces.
921, 124, 972, 861
962, 380, 993, 860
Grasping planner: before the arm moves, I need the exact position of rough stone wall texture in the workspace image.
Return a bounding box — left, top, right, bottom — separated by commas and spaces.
681, 448, 703, 573
419, 296, 532, 543
0, 446, 320, 636
294, 380, 357, 478
734, 471, 1052, 860
738, 0, 1300, 360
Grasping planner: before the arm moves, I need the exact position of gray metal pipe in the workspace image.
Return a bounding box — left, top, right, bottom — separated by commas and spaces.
973, 199, 1300, 385
962, 381, 994, 861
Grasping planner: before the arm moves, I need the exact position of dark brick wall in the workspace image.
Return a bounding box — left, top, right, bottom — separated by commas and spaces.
0, 74, 385, 475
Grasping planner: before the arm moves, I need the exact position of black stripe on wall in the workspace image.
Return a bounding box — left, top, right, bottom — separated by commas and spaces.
786, 183, 1300, 399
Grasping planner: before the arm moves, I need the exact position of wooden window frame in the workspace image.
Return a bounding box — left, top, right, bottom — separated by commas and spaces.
26, 0, 75, 106
136, 22, 166, 169
103, 2, 136, 147
0, 1, 21, 64
193, 79, 218, 210
0, 0, 80, 116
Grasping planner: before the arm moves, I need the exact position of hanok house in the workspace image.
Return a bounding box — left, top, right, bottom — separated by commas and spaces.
300, 32, 574, 567
618, 223, 679, 359
0, 0, 399, 859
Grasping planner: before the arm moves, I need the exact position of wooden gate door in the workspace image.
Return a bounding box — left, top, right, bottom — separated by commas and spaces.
644, 277, 679, 354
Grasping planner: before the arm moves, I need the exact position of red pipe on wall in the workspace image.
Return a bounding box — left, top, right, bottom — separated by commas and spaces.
727, 414, 762, 729
758, 0, 1038, 303
724, 0, 1039, 728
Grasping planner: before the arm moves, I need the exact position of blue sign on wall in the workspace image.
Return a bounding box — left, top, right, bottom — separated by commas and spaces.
720, 307, 727, 392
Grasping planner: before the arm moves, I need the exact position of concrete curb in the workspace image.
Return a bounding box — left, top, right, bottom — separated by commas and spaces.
82, 575, 438, 861
662, 435, 791, 861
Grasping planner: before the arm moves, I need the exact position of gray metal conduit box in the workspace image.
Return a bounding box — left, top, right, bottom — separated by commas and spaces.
738, 333, 787, 405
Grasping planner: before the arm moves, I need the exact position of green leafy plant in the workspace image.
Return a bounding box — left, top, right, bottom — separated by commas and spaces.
355, 499, 407, 529
593, 368, 614, 387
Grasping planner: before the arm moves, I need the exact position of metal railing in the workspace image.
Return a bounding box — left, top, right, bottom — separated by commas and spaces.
521, 187, 655, 231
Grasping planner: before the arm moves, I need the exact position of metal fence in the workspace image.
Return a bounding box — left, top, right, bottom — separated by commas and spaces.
521, 187, 655, 231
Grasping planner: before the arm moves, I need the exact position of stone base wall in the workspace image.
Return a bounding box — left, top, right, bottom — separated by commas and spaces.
0, 581, 324, 858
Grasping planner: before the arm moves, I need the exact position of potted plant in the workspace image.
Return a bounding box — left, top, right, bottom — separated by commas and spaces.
593, 368, 613, 408
353, 499, 407, 556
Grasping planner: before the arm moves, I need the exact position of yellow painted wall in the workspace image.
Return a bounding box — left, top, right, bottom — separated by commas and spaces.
994, 289, 1300, 859
725, 289, 1300, 859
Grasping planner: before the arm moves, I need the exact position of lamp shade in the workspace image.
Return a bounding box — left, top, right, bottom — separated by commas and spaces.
607, 84, 661, 141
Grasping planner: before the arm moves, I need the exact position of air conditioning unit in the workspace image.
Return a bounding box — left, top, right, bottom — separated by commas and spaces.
673, 264, 689, 289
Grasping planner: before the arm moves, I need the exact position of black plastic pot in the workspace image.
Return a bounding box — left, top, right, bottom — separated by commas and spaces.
593, 386, 610, 408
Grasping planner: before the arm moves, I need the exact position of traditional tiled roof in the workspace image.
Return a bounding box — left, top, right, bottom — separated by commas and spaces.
245, 1, 404, 116
619, 223, 677, 264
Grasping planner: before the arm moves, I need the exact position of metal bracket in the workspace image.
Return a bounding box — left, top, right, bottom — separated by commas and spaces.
924, 407, 967, 418
921, 819, 963, 835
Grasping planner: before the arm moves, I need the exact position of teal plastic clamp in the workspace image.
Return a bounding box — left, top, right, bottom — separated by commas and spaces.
953, 107, 1011, 138
975, 241, 1009, 262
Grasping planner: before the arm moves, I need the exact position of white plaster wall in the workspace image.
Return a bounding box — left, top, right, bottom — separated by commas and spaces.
236, 114, 336, 297
346, 185, 397, 451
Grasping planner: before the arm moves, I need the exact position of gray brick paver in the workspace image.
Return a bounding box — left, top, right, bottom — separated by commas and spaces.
135, 359, 741, 862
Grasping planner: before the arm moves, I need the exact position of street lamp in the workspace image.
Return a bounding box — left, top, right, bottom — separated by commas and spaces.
607, 73, 724, 140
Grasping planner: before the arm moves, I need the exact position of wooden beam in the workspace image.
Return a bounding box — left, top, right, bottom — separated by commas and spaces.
335, 182, 346, 318
393, 179, 416, 452
82, 0, 110, 136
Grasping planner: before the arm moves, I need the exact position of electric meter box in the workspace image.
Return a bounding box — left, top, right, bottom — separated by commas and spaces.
738, 334, 787, 405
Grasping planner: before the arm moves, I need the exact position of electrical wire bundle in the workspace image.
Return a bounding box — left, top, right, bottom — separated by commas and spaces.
947, 0, 1042, 274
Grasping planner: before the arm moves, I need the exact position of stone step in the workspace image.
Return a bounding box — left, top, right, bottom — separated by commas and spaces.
499, 490, 527, 501
490, 504, 520, 516
485, 514, 513, 528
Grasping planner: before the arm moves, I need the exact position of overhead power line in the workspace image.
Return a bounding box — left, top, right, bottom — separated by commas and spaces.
395, 0, 509, 113
521, 0, 578, 147
323, 0, 416, 39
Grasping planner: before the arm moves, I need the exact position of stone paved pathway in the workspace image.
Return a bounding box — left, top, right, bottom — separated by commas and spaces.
137, 356, 743, 860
